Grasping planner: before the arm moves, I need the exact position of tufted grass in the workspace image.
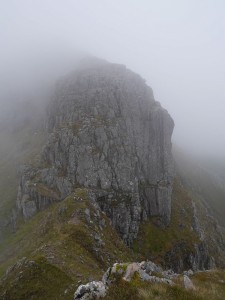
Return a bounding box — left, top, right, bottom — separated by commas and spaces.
104, 269, 225, 300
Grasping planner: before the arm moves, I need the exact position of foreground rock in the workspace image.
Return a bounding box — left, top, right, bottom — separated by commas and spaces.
74, 281, 106, 300
74, 260, 196, 299
183, 275, 195, 290
17, 58, 174, 245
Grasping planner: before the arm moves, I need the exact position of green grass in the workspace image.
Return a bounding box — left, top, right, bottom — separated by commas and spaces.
104, 272, 201, 300
0, 189, 134, 299
132, 179, 199, 267
0, 125, 46, 223
104, 268, 225, 300
1, 257, 74, 300
175, 151, 225, 228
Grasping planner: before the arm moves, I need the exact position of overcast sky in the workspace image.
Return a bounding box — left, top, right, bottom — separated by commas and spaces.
1, 0, 225, 158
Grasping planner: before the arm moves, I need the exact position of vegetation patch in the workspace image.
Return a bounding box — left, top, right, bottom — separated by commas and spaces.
132, 179, 200, 268
104, 269, 225, 300
0, 190, 134, 299
0, 256, 73, 300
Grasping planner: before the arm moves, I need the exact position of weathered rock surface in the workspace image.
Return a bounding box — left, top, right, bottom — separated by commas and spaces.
174, 149, 225, 270
105, 262, 174, 286
74, 281, 106, 300
17, 59, 174, 244
183, 274, 195, 290
163, 240, 216, 273
74, 260, 193, 299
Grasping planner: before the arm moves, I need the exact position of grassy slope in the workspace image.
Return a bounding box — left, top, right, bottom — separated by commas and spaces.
104, 269, 225, 300
0, 189, 134, 300
183, 170, 225, 228
174, 149, 225, 228
1, 113, 225, 299
133, 179, 200, 269
1, 173, 224, 299
0, 125, 46, 223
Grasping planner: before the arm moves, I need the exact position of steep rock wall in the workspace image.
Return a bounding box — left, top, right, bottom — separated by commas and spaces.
17, 60, 174, 244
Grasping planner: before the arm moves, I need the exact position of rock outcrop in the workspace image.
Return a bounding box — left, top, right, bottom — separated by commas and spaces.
183, 275, 195, 290
17, 58, 174, 244
74, 281, 106, 300
74, 261, 197, 299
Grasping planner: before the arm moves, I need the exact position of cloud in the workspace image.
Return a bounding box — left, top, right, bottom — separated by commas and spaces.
1, 0, 225, 157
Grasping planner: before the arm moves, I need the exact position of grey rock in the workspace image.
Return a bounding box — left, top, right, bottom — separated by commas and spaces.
140, 261, 163, 274
74, 281, 106, 300
138, 269, 152, 281
138, 269, 173, 285
104, 261, 173, 286
102, 267, 111, 286
76, 260, 174, 299
161, 269, 179, 280
183, 269, 194, 277
17, 59, 174, 245
183, 275, 195, 290
144, 275, 173, 285
163, 240, 215, 273
189, 243, 216, 272
122, 262, 140, 281
84, 208, 91, 223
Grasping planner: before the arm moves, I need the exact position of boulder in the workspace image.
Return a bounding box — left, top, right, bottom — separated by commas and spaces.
183, 275, 195, 290
74, 281, 106, 300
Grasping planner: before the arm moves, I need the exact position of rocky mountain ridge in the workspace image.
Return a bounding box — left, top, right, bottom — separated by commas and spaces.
74, 260, 196, 300
1, 59, 225, 299
17, 59, 174, 245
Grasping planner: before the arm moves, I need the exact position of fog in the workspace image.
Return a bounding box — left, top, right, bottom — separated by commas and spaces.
1, 0, 225, 159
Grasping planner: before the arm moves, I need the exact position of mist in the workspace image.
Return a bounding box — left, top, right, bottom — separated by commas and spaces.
1, 0, 225, 159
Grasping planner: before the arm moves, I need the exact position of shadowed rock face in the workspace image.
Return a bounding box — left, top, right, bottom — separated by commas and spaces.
17, 59, 174, 244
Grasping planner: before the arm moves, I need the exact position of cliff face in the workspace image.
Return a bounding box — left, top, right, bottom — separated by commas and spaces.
17, 60, 174, 244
